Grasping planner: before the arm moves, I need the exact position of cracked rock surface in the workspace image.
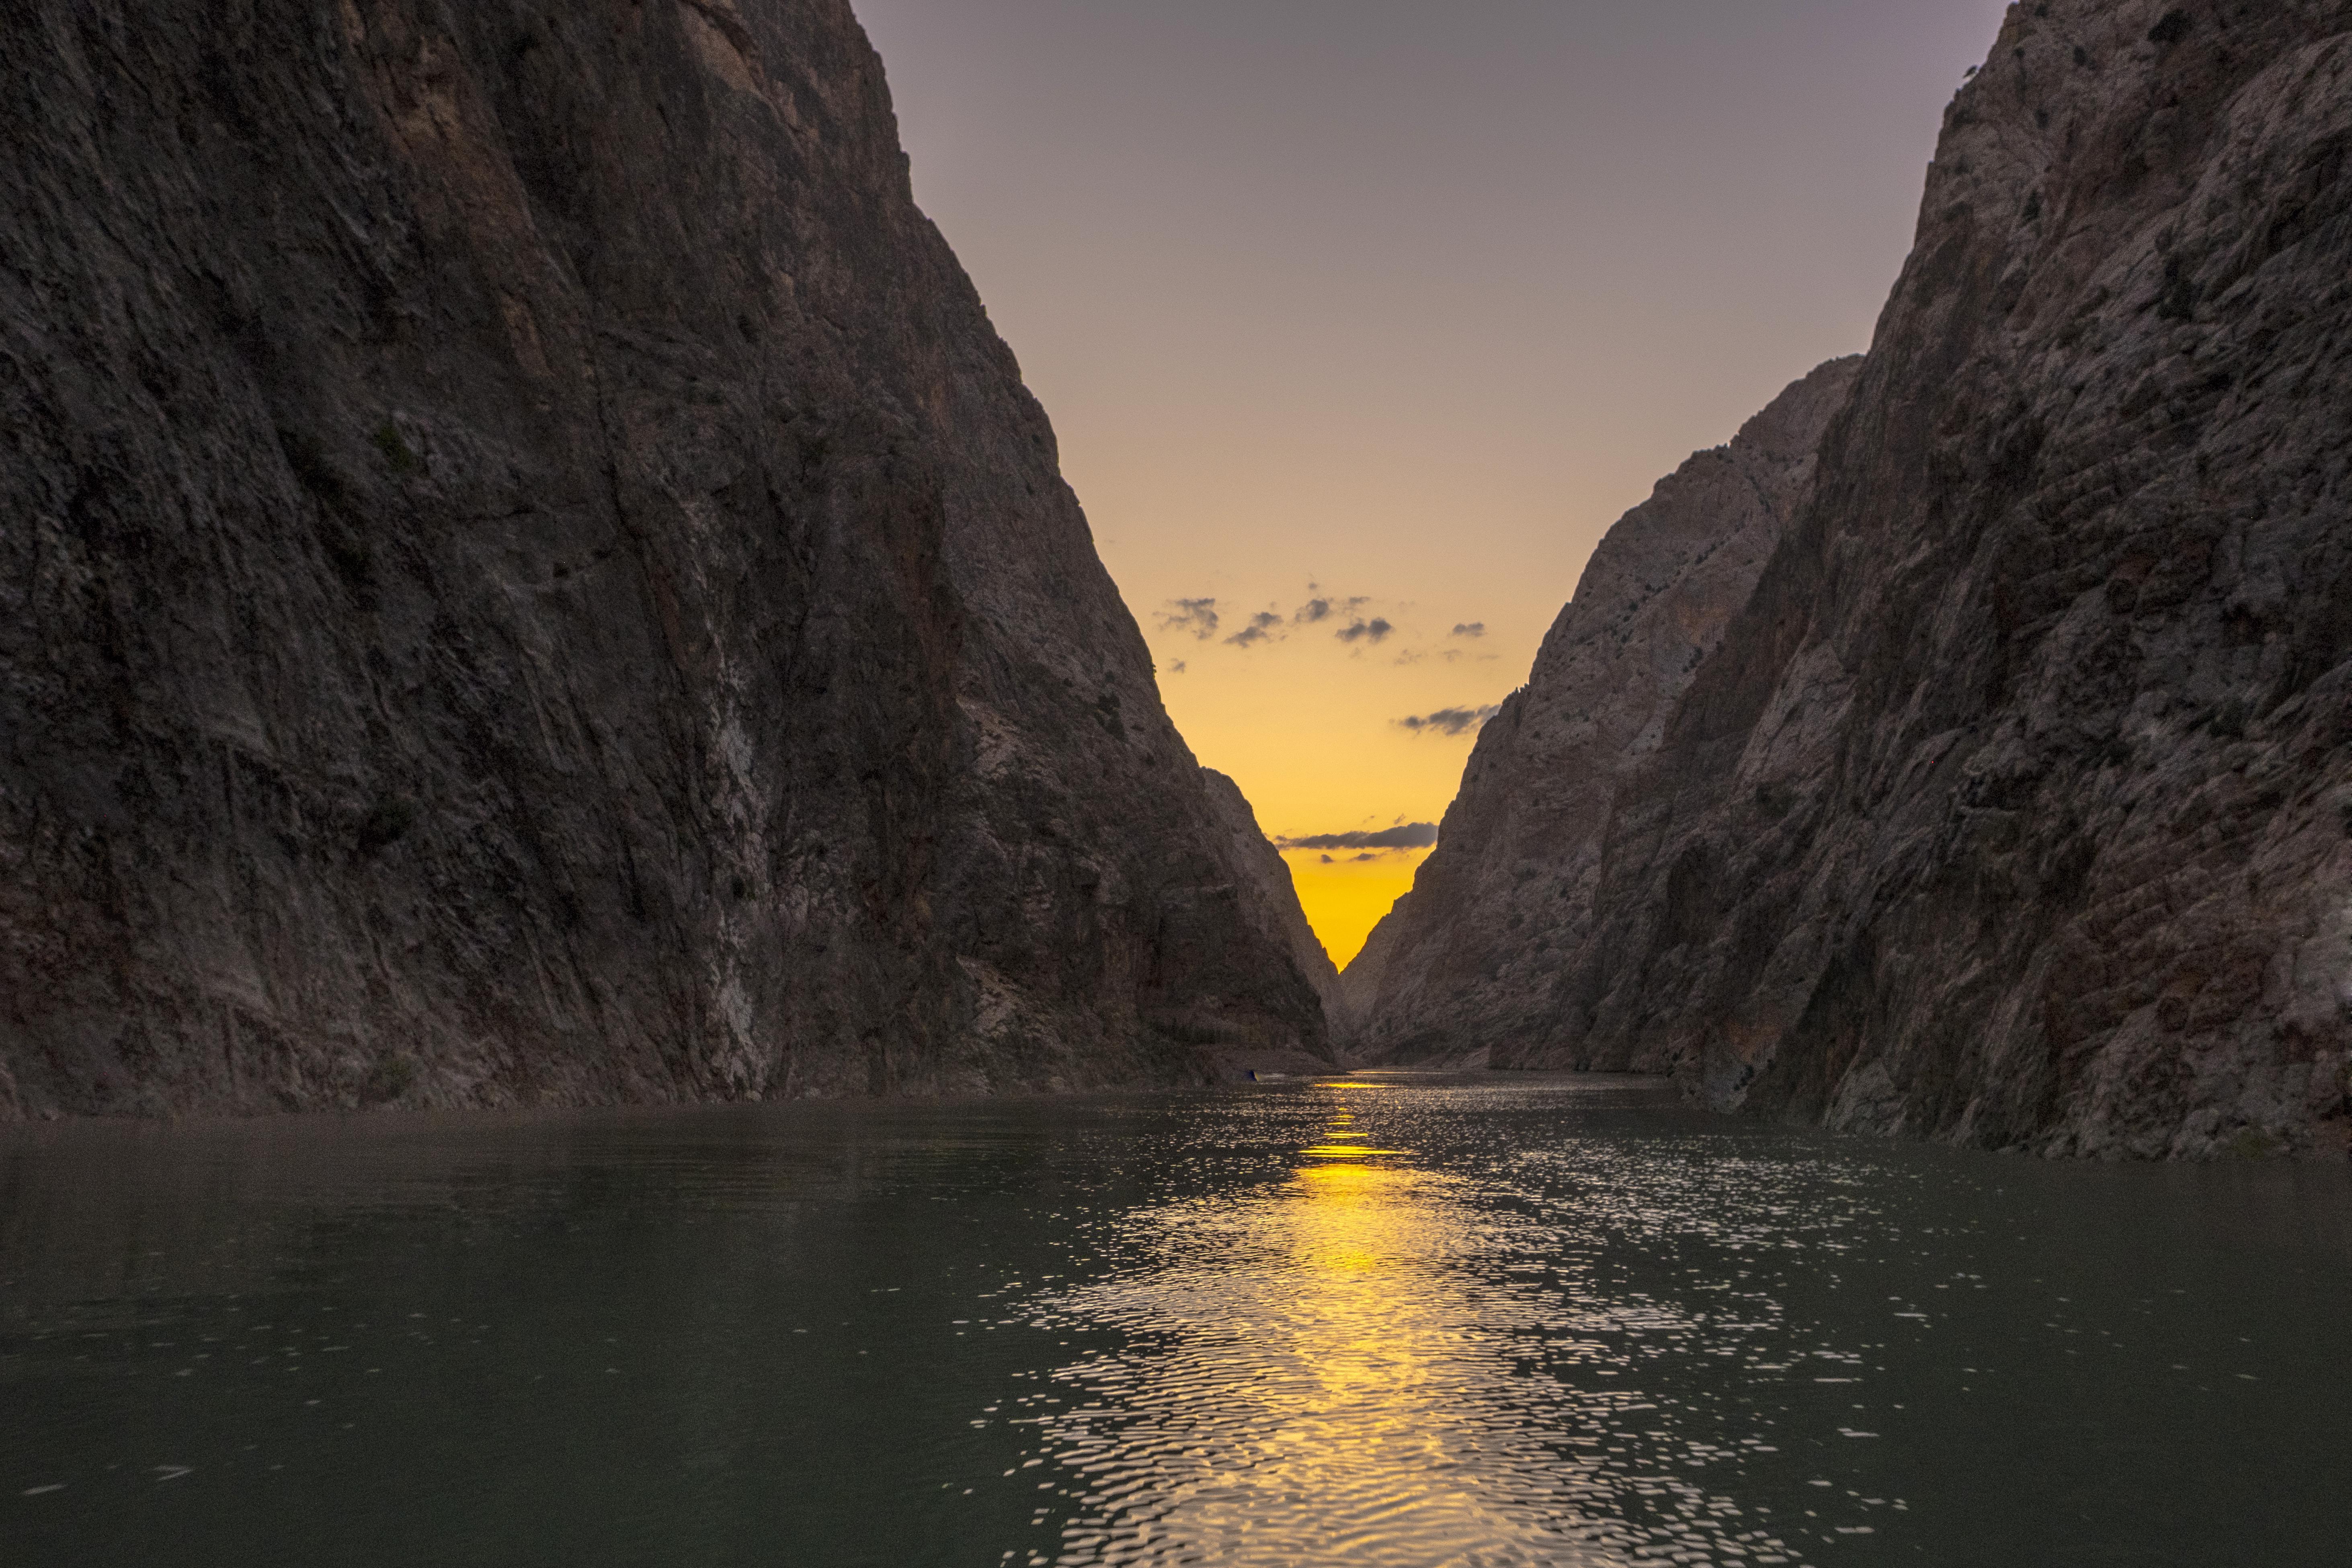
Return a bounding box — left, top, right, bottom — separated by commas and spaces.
0, 0, 1327, 1117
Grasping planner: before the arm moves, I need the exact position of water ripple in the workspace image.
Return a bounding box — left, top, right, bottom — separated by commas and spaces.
1021, 1081, 1831, 1566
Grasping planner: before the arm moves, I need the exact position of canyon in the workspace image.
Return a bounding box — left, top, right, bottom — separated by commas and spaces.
8, 0, 2349, 1159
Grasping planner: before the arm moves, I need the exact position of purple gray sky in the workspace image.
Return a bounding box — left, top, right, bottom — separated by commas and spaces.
849, 0, 2014, 960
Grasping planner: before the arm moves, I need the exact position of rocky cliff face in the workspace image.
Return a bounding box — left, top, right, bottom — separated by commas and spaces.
1480, 0, 2352, 1158
1338, 359, 1860, 1064
1199, 768, 1343, 1038
0, 0, 1326, 1118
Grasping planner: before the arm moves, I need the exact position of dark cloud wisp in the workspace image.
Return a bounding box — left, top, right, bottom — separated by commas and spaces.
1226, 611, 1285, 649
1336, 617, 1394, 645
1451, 622, 1487, 639
1158, 598, 1221, 640
1396, 704, 1502, 737
1277, 822, 1439, 852
1295, 594, 1368, 626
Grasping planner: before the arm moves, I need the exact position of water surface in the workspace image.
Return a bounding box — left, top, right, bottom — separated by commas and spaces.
3, 1072, 2345, 1566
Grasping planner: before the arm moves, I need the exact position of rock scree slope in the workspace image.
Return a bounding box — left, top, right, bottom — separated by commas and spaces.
1362, 0, 2352, 1158
0, 0, 1329, 1117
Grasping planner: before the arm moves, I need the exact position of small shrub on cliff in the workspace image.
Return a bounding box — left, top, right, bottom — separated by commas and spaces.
1752, 781, 1798, 821
2227, 1126, 2282, 1160
357, 795, 417, 854
362, 1053, 418, 1105
321, 530, 374, 594
371, 420, 421, 475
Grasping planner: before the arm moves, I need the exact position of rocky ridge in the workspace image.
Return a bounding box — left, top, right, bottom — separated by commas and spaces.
1396, 0, 2352, 1157
0, 0, 1328, 1117
1338, 359, 1861, 1063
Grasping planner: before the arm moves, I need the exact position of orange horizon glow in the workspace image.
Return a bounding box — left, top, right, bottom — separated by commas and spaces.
1281, 846, 1432, 971
1143, 611, 1486, 968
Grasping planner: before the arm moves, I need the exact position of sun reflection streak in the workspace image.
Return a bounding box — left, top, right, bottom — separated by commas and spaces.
1023, 1099, 1817, 1568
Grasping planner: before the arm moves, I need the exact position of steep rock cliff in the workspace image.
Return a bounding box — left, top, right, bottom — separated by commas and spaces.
1198, 768, 1344, 1066
1511, 0, 2352, 1158
1338, 359, 1860, 1063
0, 0, 1326, 1117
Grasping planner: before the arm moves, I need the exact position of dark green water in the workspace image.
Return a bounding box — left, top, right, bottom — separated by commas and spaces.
2, 1072, 2345, 1567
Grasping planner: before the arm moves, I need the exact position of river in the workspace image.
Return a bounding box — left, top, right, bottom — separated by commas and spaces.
2, 1072, 2344, 1566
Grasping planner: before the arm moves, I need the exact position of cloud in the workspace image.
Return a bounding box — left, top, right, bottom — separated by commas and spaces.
1166, 660, 1187, 675
1451, 622, 1487, 639
1396, 704, 1502, 737
1225, 611, 1285, 649
1277, 822, 1440, 852
1295, 594, 1368, 626
1336, 617, 1394, 645
1319, 854, 1335, 863
1353, 853, 1380, 862
1157, 598, 1220, 640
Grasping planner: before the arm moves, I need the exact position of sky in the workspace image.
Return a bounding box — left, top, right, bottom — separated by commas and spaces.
850, 0, 2015, 966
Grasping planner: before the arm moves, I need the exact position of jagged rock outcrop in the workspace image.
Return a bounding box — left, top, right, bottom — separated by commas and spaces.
1338, 359, 1861, 1063
0, 0, 1326, 1117
1482, 0, 2352, 1158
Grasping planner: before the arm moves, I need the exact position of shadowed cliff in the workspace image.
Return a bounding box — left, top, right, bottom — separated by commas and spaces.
1368, 0, 2352, 1158
1200, 768, 1343, 1031
0, 0, 1328, 1116
1338, 358, 1860, 1064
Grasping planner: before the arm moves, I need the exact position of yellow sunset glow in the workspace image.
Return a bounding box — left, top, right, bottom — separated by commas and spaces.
1144, 588, 1512, 969
1281, 848, 1432, 970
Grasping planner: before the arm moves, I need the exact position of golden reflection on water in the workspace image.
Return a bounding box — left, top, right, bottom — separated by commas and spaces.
1028, 1103, 1790, 1567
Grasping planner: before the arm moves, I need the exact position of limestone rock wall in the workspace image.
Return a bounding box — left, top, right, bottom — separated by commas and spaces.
0, 0, 1325, 1117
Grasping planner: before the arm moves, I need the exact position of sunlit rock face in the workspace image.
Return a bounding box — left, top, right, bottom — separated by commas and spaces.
1497, 0, 2352, 1157
1336, 359, 1862, 1065
0, 0, 1325, 1116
